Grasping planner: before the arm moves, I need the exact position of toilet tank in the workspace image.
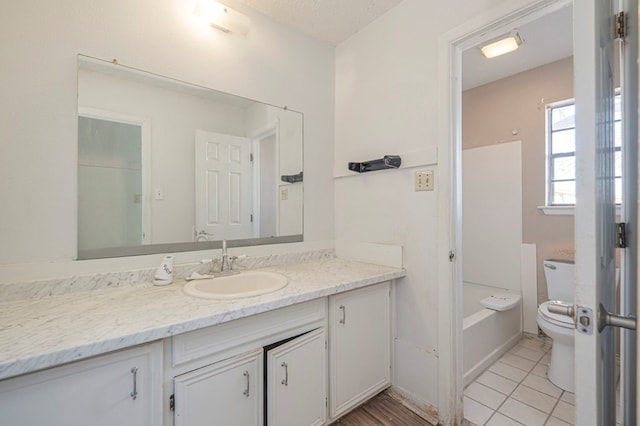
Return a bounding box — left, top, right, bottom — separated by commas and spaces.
543, 259, 574, 302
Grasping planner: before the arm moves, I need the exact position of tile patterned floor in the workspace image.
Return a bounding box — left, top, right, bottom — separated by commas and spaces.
463, 335, 577, 426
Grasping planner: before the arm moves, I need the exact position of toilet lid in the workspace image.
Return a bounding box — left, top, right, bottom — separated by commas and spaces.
538, 301, 575, 328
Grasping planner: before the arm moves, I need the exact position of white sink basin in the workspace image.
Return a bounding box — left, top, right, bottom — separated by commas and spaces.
183, 271, 288, 299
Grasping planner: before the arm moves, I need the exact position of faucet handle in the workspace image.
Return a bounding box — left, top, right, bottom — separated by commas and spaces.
229, 256, 239, 270
229, 254, 248, 270
211, 258, 222, 273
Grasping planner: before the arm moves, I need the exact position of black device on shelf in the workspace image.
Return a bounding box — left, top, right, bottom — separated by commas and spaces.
280, 171, 303, 183
348, 155, 401, 173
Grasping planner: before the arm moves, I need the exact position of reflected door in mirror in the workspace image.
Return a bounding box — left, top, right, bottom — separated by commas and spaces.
195, 130, 253, 240
78, 115, 146, 251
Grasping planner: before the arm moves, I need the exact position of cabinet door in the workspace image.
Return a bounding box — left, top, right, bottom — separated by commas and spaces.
329, 282, 391, 418
174, 348, 263, 426
267, 328, 327, 426
0, 342, 162, 426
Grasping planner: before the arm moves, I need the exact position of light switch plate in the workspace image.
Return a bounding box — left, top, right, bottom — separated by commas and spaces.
154, 188, 164, 200
415, 171, 434, 191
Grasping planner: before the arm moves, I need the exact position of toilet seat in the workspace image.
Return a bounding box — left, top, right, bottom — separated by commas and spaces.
538, 301, 574, 329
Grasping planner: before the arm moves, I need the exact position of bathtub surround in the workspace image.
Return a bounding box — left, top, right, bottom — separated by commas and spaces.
462, 57, 576, 305
462, 142, 523, 293
461, 142, 524, 386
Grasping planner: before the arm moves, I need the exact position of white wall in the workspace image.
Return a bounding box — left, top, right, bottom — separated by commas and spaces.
334, 0, 511, 409
0, 0, 334, 269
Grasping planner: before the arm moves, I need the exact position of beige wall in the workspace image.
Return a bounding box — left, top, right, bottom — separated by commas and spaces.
462, 57, 575, 304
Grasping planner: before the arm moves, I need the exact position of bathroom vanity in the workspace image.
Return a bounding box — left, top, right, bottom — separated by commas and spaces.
0, 256, 403, 425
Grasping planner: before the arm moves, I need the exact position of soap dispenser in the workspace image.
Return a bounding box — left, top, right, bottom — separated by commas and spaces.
153, 255, 174, 286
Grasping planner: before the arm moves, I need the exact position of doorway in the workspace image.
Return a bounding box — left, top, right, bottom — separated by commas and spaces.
78, 109, 151, 252
436, 1, 576, 424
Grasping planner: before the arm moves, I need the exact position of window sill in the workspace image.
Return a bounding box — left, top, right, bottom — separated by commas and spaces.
538, 205, 621, 216
538, 206, 574, 215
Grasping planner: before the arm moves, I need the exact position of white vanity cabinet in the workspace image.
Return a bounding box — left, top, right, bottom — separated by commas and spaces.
266, 328, 327, 426
328, 282, 391, 419
173, 348, 263, 426
0, 342, 163, 426
167, 298, 328, 426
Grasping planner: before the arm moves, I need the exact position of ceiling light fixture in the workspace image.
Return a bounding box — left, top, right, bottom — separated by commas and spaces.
480, 31, 523, 59
194, 0, 251, 35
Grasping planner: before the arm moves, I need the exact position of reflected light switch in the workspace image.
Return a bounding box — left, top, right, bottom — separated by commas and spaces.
154, 188, 164, 200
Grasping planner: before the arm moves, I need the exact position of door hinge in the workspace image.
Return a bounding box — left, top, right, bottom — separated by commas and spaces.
250, 213, 254, 223
448, 250, 455, 262
616, 222, 627, 248
169, 394, 175, 412
250, 153, 254, 162
616, 11, 626, 39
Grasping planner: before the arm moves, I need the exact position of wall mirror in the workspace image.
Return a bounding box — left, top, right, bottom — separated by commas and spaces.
77, 55, 303, 259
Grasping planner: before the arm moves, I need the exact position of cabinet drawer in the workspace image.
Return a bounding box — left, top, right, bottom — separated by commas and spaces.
172, 298, 326, 367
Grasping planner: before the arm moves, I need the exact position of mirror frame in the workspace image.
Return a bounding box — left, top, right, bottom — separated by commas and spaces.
76, 55, 303, 260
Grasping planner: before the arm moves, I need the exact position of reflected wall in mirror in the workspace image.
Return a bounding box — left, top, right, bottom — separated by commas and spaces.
77, 55, 303, 259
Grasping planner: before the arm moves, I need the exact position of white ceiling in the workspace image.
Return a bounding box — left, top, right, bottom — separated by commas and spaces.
462, 5, 573, 90
234, 0, 573, 89
235, 0, 403, 45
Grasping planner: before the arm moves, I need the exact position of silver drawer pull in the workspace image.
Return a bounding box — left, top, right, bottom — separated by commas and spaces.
130, 367, 138, 400
339, 305, 346, 325
281, 362, 288, 386
243, 371, 250, 397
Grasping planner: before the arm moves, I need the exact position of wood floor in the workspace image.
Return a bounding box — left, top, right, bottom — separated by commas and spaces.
330, 391, 435, 426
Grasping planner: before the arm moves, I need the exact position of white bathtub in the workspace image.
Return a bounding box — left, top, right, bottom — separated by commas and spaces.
463, 282, 522, 386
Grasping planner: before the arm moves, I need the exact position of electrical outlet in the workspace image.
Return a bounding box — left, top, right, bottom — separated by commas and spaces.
415, 171, 434, 191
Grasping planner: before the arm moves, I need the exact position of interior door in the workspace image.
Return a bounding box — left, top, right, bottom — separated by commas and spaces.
573, 1, 618, 424
195, 130, 254, 241
620, 1, 638, 424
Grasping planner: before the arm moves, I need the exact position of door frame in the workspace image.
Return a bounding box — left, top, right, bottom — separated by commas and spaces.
249, 120, 280, 238
77, 106, 152, 246
435, 0, 573, 423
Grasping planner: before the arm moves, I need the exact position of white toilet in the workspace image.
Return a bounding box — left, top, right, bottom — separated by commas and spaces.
537, 259, 575, 392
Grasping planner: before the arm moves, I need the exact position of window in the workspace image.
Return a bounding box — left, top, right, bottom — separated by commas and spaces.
546, 94, 622, 206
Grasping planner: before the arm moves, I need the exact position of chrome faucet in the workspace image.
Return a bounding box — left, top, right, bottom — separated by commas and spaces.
221, 239, 230, 272
215, 240, 239, 276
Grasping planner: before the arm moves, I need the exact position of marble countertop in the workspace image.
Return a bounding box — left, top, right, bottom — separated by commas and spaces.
0, 257, 405, 381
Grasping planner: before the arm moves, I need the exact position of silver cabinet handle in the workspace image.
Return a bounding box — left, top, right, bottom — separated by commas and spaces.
243, 371, 250, 397
281, 362, 288, 386
130, 367, 138, 400
339, 305, 346, 324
